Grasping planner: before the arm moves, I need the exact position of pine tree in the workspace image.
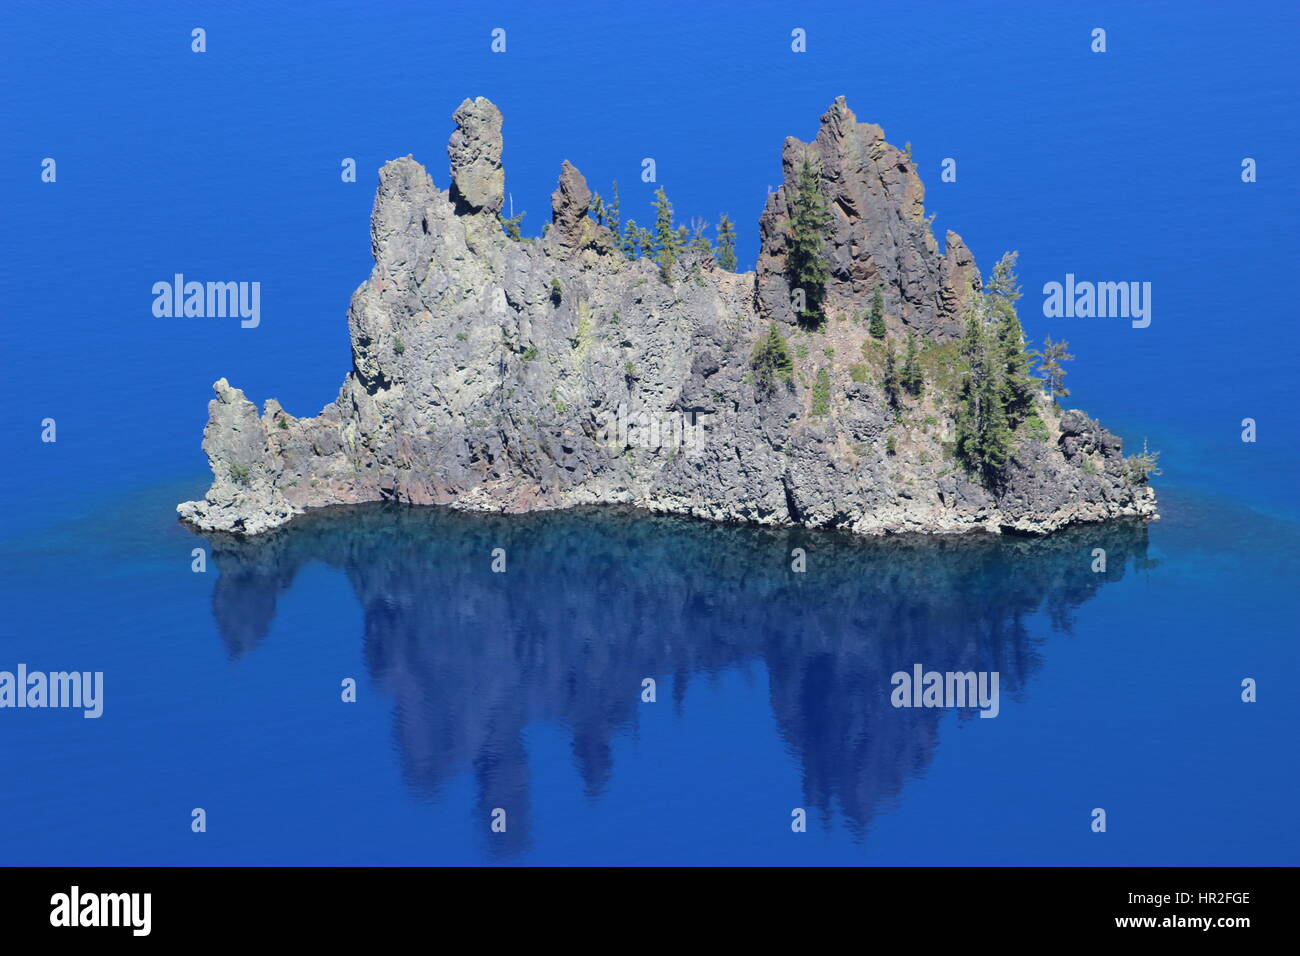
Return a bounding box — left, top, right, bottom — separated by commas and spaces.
986, 253, 1035, 421
606, 181, 622, 246
1038, 336, 1074, 403
590, 192, 605, 227
950, 253, 1051, 484
868, 286, 886, 339
902, 333, 924, 397
500, 210, 526, 240
955, 309, 1013, 482
1123, 438, 1162, 485
620, 218, 639, 259
750, 321, 794, 392
788, 159, 832, 326
986, 251, 1022, 302
652, 187, 682, 282
883, 340, 902, 408
995, 306, 1036, 420
977, 365, 1011, 475
716, 214, 737, 271
955, 314, 985, 469
689, 218, 713, 260
635, 223, 655, 259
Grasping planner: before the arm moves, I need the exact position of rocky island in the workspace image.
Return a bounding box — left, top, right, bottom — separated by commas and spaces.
178, 96, 1158, 537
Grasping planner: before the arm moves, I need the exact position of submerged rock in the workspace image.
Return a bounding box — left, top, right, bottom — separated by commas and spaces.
178, 97, 1157, 537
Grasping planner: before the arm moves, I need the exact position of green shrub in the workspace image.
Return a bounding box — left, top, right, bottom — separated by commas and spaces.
1022, 414, 1050, 442
812, 367, 831, 415
750, 322, 795, 392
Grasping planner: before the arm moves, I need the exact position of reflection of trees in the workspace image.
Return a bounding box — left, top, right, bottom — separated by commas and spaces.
201, 504, 1151, 855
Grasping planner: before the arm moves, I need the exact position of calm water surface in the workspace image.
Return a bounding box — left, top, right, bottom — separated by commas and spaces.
0, 483, 1294, 865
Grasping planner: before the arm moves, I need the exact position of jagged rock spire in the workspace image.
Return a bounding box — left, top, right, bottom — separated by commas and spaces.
756, 96, 969, 340
448, 97, 504, 215
942, 230, 982, 316
550, 160, 592, 251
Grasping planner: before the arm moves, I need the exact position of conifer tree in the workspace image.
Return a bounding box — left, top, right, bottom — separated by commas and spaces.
868, 286, 886, 339
986, 251, 1022, 302
1038, 336, 1074, 403
1123, 438, 1162, 484
716, 214, 737, 271
902, 333, 924, 397
955, 309, 1013, 482
606, 181, 622, 245
952, 253, 1063, 484
986, 253, 1035, 421
750, 321, 795, 392
635, 223, 655, 259
652, 187, 682, 282
500, 210, 526, 240
883, 340, 902, 408
996, 308, 1036, 420
788, 159, 831, 326
689, 219, 713, 262
620, 218, 640, 259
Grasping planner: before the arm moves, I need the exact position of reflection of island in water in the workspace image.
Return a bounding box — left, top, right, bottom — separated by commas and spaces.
199, 505, 1154, 857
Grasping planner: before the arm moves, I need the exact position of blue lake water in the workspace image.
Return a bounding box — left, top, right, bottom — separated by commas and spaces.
0, 483, 1296, 865
1, 1, 1297, 865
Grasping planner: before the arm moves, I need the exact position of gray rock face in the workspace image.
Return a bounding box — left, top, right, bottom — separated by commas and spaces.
178, 97, 1158, 538
447, 96, 504, 215
756, 97, 967, 339
549, 160, 599, 253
